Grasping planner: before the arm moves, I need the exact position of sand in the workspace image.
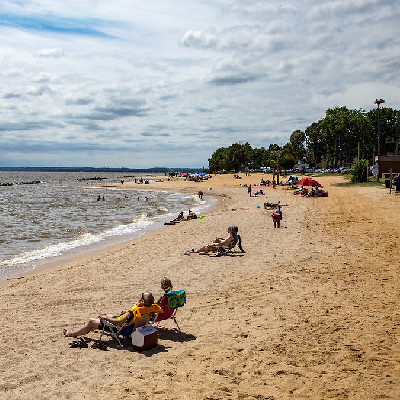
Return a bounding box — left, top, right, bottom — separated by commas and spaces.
0, 173, 399, 400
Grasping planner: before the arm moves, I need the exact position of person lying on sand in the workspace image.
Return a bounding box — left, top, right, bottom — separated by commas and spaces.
264, 201, 280, 209
185, 225, 237, 255
63, 292, 161, 338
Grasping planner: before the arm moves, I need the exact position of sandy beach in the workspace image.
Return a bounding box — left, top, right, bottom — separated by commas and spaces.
0, 173, 399, 400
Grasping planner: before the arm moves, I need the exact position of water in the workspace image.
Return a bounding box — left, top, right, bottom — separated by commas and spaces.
0, 171, 212, 281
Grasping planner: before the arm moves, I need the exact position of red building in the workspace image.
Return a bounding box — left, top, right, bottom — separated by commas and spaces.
375, 155, 400, 177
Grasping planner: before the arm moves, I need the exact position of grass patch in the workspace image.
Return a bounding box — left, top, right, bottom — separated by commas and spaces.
332, 180, 383, 188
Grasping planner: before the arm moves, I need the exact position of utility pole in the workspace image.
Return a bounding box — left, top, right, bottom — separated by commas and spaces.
375, 98, 385, 156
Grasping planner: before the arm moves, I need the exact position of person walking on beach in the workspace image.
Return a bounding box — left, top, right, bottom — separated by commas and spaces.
63, 293, 161, 338
272, 206, 282, 228
248, 184, 252, 197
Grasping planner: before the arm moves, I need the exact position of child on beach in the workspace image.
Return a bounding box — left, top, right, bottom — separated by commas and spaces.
154, 277, 175, 323
156, 277, 173, 304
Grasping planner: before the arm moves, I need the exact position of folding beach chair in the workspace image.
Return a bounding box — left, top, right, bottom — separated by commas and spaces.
217, 231, 245, 255
98, 312, 152, 348
153, 290, 186, 332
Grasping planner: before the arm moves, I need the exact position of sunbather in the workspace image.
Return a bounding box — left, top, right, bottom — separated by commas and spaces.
173, 211, 184, 221
186, 210, 197, 220
63, 292, 161, 338
186, 225, 237, 254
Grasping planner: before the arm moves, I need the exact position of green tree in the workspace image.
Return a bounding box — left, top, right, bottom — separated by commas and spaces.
322, 107, 368, 167
289, 129, 306, 162
252, 147, 269, 169
367, 107, 400, 156
208, 147, 227, 172
224, 142, 252, 172
305, 120, 325, 167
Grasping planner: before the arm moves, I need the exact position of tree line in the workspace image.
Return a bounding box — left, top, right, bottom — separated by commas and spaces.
207, 105, 400, 173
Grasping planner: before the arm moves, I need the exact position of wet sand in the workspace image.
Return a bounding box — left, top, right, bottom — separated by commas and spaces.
0, 173, 399, 399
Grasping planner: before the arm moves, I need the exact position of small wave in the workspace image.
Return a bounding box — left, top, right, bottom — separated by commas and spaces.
0, 214, 154, 270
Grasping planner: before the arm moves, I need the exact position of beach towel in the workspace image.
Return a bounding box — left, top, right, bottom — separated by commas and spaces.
166, 290, 186, 309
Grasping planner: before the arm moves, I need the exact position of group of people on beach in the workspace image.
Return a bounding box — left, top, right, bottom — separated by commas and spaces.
64, 174, 288, 345
165, 210, 198, 225
63, 223, 245, 341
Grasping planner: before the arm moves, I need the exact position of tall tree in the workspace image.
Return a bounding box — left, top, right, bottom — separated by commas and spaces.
208, 147, 227, 172
367, 107, 400, 156
305, 120, 325, 167
289, 129, 306, 162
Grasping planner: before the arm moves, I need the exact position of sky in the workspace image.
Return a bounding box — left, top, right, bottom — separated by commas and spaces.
0, 0, 399, 168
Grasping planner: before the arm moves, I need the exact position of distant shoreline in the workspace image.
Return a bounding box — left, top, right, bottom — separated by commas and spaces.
0, 166, 204, 173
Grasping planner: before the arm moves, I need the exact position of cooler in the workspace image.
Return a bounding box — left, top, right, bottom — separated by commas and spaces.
131, 324, 158, 351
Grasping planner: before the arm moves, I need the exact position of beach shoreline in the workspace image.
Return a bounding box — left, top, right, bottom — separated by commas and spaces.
0, 173, 399, 399
0, 180, 217, 287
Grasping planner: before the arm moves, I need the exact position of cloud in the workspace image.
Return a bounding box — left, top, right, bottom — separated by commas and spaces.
140, 132, 170, 137
202, 57, 263, 86
3, 92, 22, 99
181, 30, 217, 49
181, 25, 287, 53
26, 85, 52, 96
37, 48, 65, 58
227, 0, 297, 19
64, 94, 93, 106
92, 99, 150, 119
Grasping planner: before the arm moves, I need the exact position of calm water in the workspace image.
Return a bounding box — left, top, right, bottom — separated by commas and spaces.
0, 172, 211, 281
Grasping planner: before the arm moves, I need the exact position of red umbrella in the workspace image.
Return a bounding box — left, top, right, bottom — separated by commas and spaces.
297, 177, 323, 187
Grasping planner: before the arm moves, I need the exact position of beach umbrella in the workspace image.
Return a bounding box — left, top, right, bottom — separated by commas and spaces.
297, 177, 323, 187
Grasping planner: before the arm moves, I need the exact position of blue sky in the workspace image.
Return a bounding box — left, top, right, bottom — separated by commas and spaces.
0, 0, 399, 168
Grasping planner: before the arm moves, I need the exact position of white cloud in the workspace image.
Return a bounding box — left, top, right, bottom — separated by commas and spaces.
37, 48, 64, 58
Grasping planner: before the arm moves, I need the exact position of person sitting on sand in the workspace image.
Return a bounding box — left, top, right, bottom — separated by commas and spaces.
63, 292, 162, 338
186, 210, 197, 220
173, 211, 184, 222
186, 225, 237, 255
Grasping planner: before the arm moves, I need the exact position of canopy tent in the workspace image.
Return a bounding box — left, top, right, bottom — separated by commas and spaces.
297, 177, 323, 188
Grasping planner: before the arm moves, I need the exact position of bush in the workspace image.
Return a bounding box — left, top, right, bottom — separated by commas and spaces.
350, 159, 368, 183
